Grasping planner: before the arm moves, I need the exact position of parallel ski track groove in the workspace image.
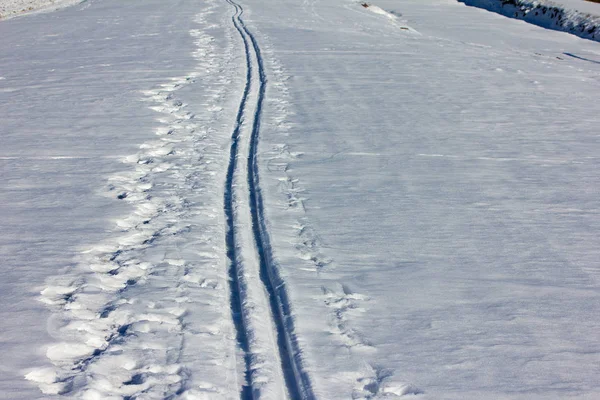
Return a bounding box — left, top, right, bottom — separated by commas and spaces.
224, 0, 315, 398
224, 1, 253, 398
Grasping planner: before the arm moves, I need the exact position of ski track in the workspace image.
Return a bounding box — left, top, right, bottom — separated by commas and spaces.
223, 1, 254, 398
224, 0, 316, 398
25, 2, 241, 398
24, 0, 388, 398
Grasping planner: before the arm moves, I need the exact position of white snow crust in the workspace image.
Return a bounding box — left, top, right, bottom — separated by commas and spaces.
1, 0, 600, 399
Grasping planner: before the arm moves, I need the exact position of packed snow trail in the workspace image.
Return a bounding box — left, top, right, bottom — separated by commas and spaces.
224, 0, 314, 398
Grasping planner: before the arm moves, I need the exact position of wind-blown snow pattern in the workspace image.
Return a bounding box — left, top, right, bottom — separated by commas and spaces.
2, 0, 600, 399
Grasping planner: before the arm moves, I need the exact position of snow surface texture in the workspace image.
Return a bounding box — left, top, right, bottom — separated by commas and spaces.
2, 0, 600, 399
244, 0, 600, 398
1, 0, 244, 398
0, 0, 78, 19
458, 0, 600, 42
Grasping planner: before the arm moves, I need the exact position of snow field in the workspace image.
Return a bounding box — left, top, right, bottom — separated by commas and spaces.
244, 3, 425, 397
4, 0, 247, 397
247, 0, 600, 398
2, 0, 600, 398
11, 0, 316, 397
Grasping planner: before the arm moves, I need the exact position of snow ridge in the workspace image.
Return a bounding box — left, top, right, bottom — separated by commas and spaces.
458, 0, 600, 42
224, 0, 315, 398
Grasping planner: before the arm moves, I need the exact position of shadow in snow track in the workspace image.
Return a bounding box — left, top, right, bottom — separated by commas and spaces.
241, 17, 313, 400
224, 2, 254, 399
224, 0, 315, 398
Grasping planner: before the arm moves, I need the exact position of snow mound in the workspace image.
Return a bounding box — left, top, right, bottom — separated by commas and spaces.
458, 0, 600, 42
359, 2, 420, 34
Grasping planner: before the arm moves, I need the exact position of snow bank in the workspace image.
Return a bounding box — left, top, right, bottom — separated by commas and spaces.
0, 0, 79, 20
458, 0, 600, 42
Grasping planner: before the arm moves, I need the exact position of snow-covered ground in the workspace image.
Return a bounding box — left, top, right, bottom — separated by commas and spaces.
1, 0, 600, 399
253, 1, 600, 398
0, 0, 244, 397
